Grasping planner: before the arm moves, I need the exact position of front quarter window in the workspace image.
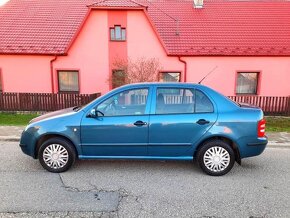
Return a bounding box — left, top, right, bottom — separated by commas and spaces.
96, 89, 148, 116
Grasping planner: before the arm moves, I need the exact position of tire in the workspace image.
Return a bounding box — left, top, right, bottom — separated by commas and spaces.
197, 139, 235, 176
38, 137, 76, 173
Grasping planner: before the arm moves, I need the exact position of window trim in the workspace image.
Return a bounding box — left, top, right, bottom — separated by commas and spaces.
57, 69, 80, 94
110, 25, 126, 41
159, 71, 181, 82
235, 71, 260, 95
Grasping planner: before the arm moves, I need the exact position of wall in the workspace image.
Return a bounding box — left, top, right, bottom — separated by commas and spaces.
127, 11, 184, 80
0, 55, 53, 93
54, 10, 110, 94
184, 56, 290, 96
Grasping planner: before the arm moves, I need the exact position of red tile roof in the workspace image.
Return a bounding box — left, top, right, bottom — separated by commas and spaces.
0, 0, 290, 56
145, 0, 290, 56
0, 0, 93, 55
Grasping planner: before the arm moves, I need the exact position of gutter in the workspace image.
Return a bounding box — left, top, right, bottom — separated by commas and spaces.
178, 56, 187, 82
50, 55, 58, 93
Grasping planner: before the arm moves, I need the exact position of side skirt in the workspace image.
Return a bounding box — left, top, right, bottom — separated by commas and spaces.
78, 155, 193, 161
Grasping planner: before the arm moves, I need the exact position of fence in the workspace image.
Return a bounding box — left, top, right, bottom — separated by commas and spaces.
0, 92, 289, 115
0, 92, 101, 112
228, 96, 290, 116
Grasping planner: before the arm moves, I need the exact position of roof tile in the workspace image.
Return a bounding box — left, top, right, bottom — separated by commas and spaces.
0, 0, 289, 56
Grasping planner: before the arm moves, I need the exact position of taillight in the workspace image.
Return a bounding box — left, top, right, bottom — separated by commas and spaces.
257, 119, 266, 137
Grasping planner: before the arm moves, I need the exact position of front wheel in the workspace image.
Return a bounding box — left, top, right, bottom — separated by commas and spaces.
197, 140, 235, 176
38, 137, 76, 173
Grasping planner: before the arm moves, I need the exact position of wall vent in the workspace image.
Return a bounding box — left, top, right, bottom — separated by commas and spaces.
194, 0, 204, 8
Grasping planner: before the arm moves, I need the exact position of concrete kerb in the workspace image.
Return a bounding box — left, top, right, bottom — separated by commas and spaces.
0, 126, 289, 148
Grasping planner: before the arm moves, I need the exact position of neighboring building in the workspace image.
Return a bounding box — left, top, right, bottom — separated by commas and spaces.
0, 0, 289, 96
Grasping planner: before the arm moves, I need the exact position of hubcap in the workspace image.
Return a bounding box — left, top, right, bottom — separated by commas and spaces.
43, 144, 69, 169
203, 146, 230, 172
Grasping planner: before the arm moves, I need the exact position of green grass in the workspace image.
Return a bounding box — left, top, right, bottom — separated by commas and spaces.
265, 116, 290, 133
0, 113, 39, 126
0, 113, 289, 132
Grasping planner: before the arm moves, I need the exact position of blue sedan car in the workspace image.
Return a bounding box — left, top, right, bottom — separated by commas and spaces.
20, 83, 267, 176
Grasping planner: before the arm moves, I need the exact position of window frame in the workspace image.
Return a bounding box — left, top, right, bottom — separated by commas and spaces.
96, 88, 150, 117
110, 25, 126, 41
57, 70, 80, 94
159, 72, 181, 82
154, 87, 215, 115
236, 72, 260, 95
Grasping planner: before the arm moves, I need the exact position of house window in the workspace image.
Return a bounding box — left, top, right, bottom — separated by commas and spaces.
110, 25, 126, 41
112, 70, 126, 89
236, 72, 259, 95
58, 71, 79, 93
159, 72, 181, 82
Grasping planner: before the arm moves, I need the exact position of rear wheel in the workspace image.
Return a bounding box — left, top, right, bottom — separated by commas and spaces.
197, 140, 235, 176
38, 137, 76, 173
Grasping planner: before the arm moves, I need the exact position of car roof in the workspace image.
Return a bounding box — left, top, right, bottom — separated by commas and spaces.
120, 82, 205, 89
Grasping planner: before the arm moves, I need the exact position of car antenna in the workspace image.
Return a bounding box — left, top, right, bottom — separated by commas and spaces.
198, 66, 218, 84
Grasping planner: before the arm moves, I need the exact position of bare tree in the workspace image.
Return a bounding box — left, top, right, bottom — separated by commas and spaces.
109, 57, 162, 88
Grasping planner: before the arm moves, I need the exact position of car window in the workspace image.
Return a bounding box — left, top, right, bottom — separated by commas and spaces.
195, 90, 214, 113
97, 89, 148, 116
156, 88, 195, 114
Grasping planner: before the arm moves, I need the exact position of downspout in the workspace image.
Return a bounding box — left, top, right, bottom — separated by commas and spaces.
50, 55, 58, 93
178, 56, 187, 82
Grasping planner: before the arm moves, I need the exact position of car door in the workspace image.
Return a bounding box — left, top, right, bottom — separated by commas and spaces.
148, 87, 217, 157
80, 88, 151, 157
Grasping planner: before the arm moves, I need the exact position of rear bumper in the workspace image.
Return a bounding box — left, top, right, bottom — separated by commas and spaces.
238, 136, 268, 158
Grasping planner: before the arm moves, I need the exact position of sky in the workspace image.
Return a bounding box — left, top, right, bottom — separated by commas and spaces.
0, 0, 9, 7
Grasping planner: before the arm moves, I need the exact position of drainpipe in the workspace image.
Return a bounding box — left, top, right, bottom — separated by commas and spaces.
50, 55, 58, 93
178, 56, 187, 82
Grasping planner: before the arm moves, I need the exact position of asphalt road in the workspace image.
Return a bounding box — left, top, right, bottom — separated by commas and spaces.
0, 141, 290, 218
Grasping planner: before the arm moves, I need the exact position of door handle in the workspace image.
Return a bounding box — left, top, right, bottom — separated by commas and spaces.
134, 120, 147, 126
196, 119, 210, 125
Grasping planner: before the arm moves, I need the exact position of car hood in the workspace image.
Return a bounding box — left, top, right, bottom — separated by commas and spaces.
30, 107, 76, 124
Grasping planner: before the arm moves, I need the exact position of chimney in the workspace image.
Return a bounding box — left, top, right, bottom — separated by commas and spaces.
193, 0, 204, 8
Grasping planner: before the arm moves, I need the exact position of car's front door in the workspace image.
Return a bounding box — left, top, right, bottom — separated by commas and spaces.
81, 88, 151, 157
148, 87, 217, 157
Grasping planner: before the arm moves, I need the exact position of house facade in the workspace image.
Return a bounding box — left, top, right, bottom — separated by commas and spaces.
0, 0, 289, 97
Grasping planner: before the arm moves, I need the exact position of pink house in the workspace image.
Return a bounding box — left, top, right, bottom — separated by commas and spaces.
0, 0, 289, 97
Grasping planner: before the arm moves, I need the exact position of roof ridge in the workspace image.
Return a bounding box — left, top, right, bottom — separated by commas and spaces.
89, 0, 147, 7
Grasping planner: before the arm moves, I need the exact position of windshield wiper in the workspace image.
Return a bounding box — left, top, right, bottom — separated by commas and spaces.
73, 106, 81, 111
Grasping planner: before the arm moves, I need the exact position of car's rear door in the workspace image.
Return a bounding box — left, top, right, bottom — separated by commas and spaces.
148, 87, 217, 157
80, 87, 151, 157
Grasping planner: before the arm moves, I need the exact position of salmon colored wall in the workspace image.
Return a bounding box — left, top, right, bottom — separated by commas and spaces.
127, 11, 184, 80
54, 10, 110, 94
0, 55, 53, 93
183, 56, 290, 96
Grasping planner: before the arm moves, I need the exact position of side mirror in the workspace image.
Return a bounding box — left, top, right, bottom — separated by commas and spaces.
86, 109, 104, 118
87, 109, 97, 118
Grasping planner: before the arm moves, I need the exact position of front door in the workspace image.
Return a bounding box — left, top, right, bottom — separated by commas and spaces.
81, 88, 150, 157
